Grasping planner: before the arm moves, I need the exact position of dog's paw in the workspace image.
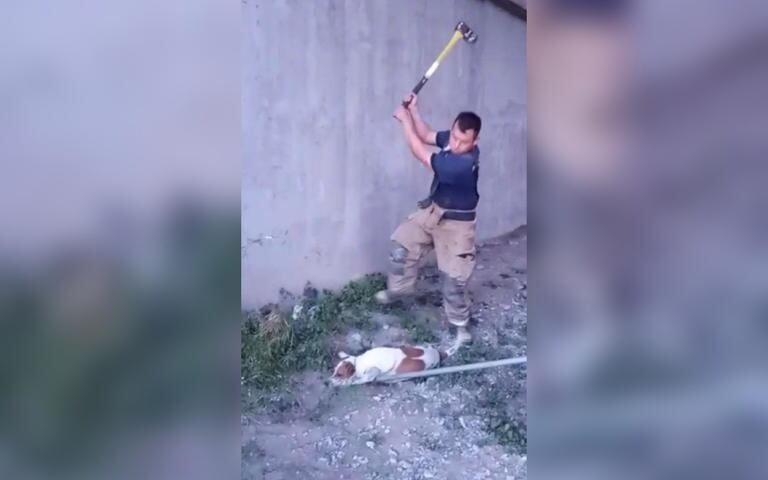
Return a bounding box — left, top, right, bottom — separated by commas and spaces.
337, 351, 350, 359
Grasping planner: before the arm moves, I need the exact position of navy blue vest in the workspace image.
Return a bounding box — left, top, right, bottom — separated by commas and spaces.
423, 130, 480, 211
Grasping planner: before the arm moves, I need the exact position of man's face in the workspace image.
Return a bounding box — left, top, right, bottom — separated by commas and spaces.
448, 122, 478, 154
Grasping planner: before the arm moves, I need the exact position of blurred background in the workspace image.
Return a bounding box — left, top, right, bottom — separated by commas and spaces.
0, 1, 240, 479
529, 0, 768, 479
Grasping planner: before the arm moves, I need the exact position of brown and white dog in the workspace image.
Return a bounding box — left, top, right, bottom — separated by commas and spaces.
330, 345, 447, 386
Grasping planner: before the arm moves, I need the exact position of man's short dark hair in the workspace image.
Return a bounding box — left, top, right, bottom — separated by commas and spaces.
453, 111, 482, 138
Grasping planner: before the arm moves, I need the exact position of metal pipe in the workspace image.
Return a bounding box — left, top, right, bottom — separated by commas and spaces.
375, 355, 527, 383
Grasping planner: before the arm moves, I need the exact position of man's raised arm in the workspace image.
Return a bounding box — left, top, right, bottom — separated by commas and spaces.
393, 104, 433, 170
404, 94, 438, 146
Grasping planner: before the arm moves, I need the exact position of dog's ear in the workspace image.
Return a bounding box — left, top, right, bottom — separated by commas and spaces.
439, 350, 448, 362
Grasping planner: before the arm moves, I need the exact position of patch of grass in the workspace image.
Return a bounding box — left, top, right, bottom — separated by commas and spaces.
480, 382, 527, 454
241, 310, 296, 392
241, 273, 386, 399
489, 415, 527, 453
400, 312, 440, 344
390, 308, 440, 344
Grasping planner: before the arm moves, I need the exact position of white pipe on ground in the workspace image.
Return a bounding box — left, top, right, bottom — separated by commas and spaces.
375, 356, 527, 383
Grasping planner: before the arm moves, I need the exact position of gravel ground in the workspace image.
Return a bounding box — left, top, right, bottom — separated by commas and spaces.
242, 230, 527, 480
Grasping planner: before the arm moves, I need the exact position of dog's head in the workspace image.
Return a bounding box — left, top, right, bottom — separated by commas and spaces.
333, 360, 356, 378
330, 357, 356, 386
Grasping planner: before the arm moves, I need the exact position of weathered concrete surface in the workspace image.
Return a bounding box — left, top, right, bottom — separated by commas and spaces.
242, 0, 526, 307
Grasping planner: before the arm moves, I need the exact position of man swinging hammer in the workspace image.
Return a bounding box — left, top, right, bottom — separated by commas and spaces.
375, 94, 482, 353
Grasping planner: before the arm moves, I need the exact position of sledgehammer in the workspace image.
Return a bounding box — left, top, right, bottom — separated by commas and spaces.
403, 21, 478, 108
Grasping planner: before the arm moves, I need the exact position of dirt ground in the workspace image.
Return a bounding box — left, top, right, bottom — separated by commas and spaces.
242, 229, 527, 480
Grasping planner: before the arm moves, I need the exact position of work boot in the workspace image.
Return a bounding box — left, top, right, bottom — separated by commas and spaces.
456, 326, 473, 345
374, 290, 396, 305
445, 326, 472, 356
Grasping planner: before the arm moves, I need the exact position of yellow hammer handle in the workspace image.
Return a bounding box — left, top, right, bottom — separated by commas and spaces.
435, 30, 464, 65
403, 29, 466, 107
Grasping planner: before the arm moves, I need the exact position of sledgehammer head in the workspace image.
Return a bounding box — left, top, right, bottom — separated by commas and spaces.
456, 21, 478, 44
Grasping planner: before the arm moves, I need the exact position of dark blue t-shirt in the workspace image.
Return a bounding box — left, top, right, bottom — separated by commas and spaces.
427, 130, 480, 210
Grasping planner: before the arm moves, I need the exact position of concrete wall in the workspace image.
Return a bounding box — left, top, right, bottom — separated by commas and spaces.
242, 0, 526, 308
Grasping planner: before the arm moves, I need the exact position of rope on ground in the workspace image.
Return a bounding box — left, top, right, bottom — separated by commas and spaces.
375, 355, 527, 383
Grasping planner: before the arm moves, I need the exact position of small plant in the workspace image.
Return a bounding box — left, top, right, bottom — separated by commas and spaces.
489, 416, 527, 453
390, 308, 439, 344
479, 379, 527, 454
241, 309, 295, 392
337, 274, 386, 310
